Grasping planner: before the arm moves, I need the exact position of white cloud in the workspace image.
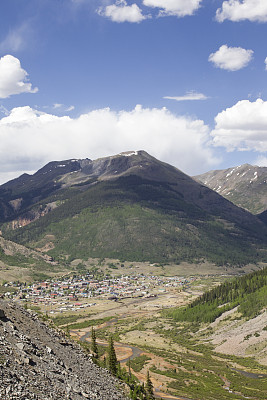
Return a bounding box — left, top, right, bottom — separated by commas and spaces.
208, 45, 253, 71
0, 105, 218, 184
211, 99, 267, 152
98, 0, 148, 23
143, 0, 202, 17
265, 57, 267, 70
53, 103, 63, 109
66, 105, 75, 112
0, 55, 38, 99
253, 156, 267, 167
0, 23, 31, 52
216, 0, 267, 23
52, 104, 75, 112
164, 91, 208, 101
0, 105, 9, 116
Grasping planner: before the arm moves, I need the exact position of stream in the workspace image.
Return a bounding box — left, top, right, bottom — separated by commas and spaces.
231, 368, 267, 379
75, 321, 194, 400
74, 314, 266, 400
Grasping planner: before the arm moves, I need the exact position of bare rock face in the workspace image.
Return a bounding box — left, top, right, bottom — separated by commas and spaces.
195, 164, 267, 214
0, 300, 128, 400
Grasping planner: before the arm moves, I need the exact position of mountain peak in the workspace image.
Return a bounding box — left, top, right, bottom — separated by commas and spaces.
195, 164, 267, 214
57, 150, 168, 186
119, 150, 140, 156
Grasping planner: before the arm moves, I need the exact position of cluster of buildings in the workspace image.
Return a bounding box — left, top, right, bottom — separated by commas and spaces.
3, 273, 193, 312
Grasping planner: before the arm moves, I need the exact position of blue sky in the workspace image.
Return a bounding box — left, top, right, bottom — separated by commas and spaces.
0, 0, 267, 183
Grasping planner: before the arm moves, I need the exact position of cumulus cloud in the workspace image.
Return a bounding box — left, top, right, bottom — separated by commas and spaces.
0, 105, 218, 184
216, 0, 267, 23
0, 55, 38, 98
265, 57, 267, 70
208, 45, 253, 71
143, 0, 202, 17
97, 0, 148, 23
164, 91, 208, 101
211, 99, 267, 152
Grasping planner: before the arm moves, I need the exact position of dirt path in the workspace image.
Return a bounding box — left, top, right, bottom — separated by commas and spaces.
154, 393, 192, 400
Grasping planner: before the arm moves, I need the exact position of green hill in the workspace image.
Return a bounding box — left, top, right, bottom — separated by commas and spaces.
167, 267, 267, 323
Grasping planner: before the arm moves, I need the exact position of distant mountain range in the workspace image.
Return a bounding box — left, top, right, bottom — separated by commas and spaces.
0, 151, 266, 267
195, 164, 267, 215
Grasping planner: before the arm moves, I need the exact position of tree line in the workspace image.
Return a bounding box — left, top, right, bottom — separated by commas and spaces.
167, 267, 267, 323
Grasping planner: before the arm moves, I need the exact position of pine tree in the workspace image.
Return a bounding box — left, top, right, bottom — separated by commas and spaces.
128, 358, 132, 378
103, 356, 106, 368
145, 371, 155, 400
91, 327, 98, 358
107, 335, 118, 375
66, 325, 70, 338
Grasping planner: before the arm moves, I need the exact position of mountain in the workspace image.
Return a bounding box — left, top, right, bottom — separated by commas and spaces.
0, 300, 127, 400
194, 164, 267, 214
166, 266, 267, 365
0, 151, 266, 266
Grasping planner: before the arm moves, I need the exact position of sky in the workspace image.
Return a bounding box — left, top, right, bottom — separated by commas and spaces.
0, 0, 267, 184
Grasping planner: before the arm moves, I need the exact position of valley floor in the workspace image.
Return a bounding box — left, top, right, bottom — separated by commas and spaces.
7, 264, 267, 400
64, 287, 267, 400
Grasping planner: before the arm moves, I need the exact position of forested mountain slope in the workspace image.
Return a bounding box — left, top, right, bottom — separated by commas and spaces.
167, 267, 267, 323
0, 152, 266, 266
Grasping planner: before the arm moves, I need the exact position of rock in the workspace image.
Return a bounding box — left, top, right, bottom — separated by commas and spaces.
46, 346, 53, 354
0, 309, 5, 319
0, 299, 128, 400
81, 391, 90, 398
16, 342, 24, 350
22, 357, 35, 366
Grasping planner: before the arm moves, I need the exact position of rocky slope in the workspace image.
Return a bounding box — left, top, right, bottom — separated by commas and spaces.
195, 164, 267, 214
207, 307, 267, 365
0, 300, 128, 400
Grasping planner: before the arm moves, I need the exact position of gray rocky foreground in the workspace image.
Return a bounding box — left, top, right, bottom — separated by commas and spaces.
0, 301, 128, 400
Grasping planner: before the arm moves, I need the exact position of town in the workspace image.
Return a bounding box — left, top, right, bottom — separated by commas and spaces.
3, 271, 195, 315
